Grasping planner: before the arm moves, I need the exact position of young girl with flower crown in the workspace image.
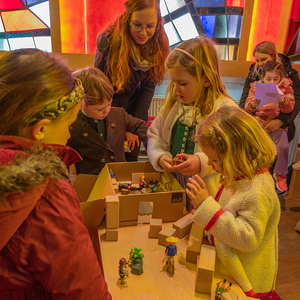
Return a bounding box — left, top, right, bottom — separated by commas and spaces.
0, 49, 111, 299
95, 0, 169, 161
147, 36, 237, 212
187, 106, 280, 298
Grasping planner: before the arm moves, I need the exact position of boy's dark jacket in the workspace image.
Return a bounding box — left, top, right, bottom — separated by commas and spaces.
67, 107, 148, 175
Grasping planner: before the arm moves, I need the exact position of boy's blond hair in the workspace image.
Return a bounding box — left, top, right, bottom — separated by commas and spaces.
161, 36, 231, 117
198, 106, 277, 186
73, 67, 114, 106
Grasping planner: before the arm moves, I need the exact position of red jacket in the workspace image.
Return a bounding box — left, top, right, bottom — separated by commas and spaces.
0, 136, 111, 300
245, 77, 295, 126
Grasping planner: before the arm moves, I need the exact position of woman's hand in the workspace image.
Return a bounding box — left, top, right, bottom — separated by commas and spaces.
158, 155, 174, 172
125, 132, 139, 150
172, 153, 201, 176
186, 175, 209, 210
264, 119, 283, 131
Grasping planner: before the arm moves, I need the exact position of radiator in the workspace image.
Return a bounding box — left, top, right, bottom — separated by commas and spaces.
148, 97, 165, 117
289, 113, 300, 165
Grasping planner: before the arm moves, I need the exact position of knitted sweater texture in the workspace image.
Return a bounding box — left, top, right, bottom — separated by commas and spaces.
192, 171, 280, 297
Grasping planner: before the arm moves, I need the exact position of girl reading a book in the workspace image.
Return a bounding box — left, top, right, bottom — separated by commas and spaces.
245, 60, 295, 193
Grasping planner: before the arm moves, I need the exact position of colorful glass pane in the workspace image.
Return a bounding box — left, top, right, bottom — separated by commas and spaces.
194, 0, 225, 7
214, 15, 227, 38
2, 10, 47, 32
227, 15, 242, 38
200, 15, 215, 38
27, 0, 43, 4
173, 13, 199, 41
164, 0, 185, 13
215, 44, 228, 60
229, 45, 238, 60
8, 36, 35, 50
0, 0, 23, 10
226, 0, 245, 7
0, 38, 9, 50
164, 22, 181, 45
29, 1, 50, 27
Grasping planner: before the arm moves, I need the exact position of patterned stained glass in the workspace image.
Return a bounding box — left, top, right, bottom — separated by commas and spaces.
29, 1, 51, 27
164, 0, 185, 13
0, 38, 9, 50
0, 0, 50, 52
2, 10, 47, 31
214, 15, 227, 38
227, 15, 242, 38
154, 0, 244, 60
215, 44, 228, 60
0, 0, 23, 10
194, 0, 225, 6
173, 13, 199, 41
199, 15, 215, 38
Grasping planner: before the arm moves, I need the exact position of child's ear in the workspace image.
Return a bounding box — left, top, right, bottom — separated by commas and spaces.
203, 74, 212, 87
28, 119, 51, 141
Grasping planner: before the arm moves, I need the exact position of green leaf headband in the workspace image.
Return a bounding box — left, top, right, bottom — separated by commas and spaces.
25, 79, 84, 125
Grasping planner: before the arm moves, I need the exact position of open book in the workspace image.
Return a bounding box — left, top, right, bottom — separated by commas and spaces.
255, 82, 284, 108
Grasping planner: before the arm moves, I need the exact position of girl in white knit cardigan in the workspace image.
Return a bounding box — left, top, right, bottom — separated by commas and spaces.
186, 106, 280, 298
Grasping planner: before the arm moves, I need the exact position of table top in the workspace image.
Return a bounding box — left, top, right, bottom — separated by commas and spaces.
98, 222, 245, 300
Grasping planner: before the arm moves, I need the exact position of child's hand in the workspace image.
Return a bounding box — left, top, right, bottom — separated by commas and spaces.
186, 175, 209, 210
172, 153, 201, 176
250, 99, 260, 109
158, 155, 173, 172
125, 132, 139, 150
278, 98, 286, 106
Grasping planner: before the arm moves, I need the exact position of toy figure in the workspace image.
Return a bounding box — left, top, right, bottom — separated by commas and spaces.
148, 178, 155, 188
163, 236, 178, 275
109, 168, 115, 179
128, 247, 144, 275
139, 175, 147, 188
118, 258, 129, 285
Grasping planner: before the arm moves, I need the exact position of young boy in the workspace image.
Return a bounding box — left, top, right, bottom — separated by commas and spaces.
67, 67, 148, 175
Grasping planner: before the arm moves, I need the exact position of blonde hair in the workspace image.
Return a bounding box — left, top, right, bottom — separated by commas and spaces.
198, 106, 277, 186
252, 41, 279, 76
73, 67, 114, 106
161, 36, 231, 116
0, 49, 75, 136
95, 0, 169, 93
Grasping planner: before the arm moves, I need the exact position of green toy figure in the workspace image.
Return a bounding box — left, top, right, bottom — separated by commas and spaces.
118, 257, 129, 285
163, 236, 178, 275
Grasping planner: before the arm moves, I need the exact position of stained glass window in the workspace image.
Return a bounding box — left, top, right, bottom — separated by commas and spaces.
0, 0, 51, 52
161, 0, 244, 60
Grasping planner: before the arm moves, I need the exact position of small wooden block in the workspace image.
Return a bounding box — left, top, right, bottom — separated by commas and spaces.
111, 178, 117, 184
105, 228, 118, 241
158, 226, 176, 246
113, 184, 119, 193
186, 222, 204, 263
237, 295, 257, 300
106, 195, 119, 229
149, 218, 162, 238
141, 296, 159, 300
173, 213, 193, 238
195, 244, 216, 294
222, 290, 239, 300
